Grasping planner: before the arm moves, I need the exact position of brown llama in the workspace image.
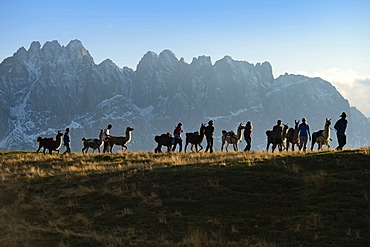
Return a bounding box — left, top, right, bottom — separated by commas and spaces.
286, 120, 300, 151
108, 126, 134, 153
311, 118, 331, 151
154, 132, 174, 153
185, 123, 206, 152
82, 129, 104, 154
36, 137, 53, 153
221, 123, 244, 152
266, 123, 289, 152
37, 131, 63, 155
265, 130, 274, 151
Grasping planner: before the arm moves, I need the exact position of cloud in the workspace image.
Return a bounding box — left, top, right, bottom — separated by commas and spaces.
295, 68, 370, 118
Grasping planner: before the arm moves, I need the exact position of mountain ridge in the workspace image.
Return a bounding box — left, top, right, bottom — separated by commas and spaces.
0, 39, 369, 151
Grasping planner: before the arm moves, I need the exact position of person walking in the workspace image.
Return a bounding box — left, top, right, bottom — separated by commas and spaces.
243, 121, 253, 151
334, 112, 348, 150
172, 123, 183, 152
298, 117, 311, 151
102, 124, 112, 153
272, 120, 283, 152
205, 120, 215, 153
63, 128, 71, 155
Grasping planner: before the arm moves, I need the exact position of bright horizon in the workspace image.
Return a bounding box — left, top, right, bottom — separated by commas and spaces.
1, 0, 370, 117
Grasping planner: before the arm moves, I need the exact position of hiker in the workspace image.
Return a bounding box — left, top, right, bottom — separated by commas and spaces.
102, 124, 112, 153
243, 121, 253, 151
298, 117, 311, 152
63, 128, 71, 154
205, 120, 215, 153
334, 112, 348, 150
172, 123, 183, 152
271, 120, 283, 152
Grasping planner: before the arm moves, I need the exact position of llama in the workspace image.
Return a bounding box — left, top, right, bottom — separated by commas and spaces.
286, 120, 300, 151
311, 118, 331, 151
266, 123, 289, 152
185, 123, 206, 152
37, 131, 63, 155
36, 137, 53, 153
154, 132, 174, 153
221, 123, 244, 152
108, 126, 134, 153
265, 130, 274, 151
82, 129, 104, 154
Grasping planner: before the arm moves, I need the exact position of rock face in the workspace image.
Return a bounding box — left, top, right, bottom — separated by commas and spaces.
0, 40, 369, 151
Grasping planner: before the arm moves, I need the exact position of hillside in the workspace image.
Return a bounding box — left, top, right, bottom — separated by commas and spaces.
1, 149, 369, 246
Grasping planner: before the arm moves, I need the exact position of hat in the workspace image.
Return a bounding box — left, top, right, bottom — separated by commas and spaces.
208, 120, 214, 125
340, 112, 347, 118
65, 128, 70, 132
108, 124, 112, 128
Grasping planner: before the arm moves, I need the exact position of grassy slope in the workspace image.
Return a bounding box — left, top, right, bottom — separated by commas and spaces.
0, 149, 369, 246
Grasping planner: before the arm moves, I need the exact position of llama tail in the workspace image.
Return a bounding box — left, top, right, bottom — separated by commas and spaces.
37, 137, 42, 142
82, 138, 87, 141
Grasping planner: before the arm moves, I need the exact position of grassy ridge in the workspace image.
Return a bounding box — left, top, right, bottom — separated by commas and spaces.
0, 149, 369, 246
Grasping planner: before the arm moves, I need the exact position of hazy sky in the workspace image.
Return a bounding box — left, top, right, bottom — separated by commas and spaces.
1, 0, 370, 116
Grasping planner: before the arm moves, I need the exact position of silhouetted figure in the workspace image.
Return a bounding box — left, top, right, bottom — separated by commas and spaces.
334, 112, 348, 150
205, 120, 215, 153
272, 120, 283, 152
103, 124, 112, 153
298, 117, 311, 152
172, 123, 183, 152
63, 128, 71, 155
243, 121, 253, 151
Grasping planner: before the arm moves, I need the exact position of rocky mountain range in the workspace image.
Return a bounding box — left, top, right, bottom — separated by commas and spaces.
0, 39, 369, 152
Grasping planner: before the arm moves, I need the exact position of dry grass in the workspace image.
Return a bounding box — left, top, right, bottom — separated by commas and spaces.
0, 148, 369, 246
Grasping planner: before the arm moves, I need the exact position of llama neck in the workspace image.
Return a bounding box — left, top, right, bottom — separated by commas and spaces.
200, 126, 205, 139
56, 134, 63, 150
323, 123, 330, 138
126, 129, 132, 142
294, 124, 299, 136
282, 126, 289, 138
237, 126, 243, 141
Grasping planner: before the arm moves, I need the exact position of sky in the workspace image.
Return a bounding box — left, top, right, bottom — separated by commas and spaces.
1, 0, 370, 116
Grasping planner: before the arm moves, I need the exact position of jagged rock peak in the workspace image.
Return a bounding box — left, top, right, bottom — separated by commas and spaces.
143, 51, 158, 59
28, 41, 41, 52
66, 39, 85, 49
255, 61, 273, 80
221, 55, 233, 62
98, 58, 122, 71
99, 58, 115, 66
41, 40, 62, 51
191, 55, 212, 67
66, 39, 91, 57
13, 47, 27, 58
159, 49, 176, 58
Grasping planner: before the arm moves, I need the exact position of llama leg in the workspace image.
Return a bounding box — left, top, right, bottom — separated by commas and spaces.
198, 144, 203, 152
